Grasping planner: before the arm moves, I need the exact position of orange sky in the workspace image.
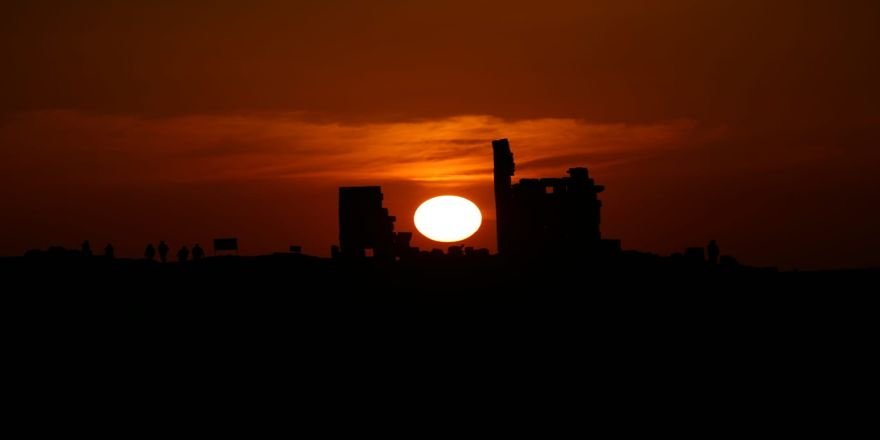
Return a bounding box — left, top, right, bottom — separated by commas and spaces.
1, 1, 879, 269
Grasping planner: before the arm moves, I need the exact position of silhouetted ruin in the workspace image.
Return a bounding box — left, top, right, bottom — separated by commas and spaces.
338, 186, 397, 259
338, 186, 417, 260
492, 138, 620, 258
213, 238, 239, 255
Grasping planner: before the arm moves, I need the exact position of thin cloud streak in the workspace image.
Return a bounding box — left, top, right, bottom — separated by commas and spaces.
0, 112, 714, 187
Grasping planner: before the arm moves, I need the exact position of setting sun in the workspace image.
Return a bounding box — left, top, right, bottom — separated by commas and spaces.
414, 196, 482, 243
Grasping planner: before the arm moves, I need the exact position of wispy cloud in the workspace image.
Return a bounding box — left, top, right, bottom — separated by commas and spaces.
0, 112, 718, 187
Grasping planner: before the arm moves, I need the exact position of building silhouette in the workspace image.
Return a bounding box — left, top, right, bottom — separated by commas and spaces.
493, 139, 516, 255
492, 138, 618, 258
338, 186, 399, 259
337, 187, 424, 260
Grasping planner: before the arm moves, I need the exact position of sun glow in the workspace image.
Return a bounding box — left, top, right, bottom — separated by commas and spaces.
414, 196, 482, 242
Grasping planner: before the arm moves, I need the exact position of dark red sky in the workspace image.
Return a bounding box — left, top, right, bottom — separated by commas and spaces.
1, 0, 878, 269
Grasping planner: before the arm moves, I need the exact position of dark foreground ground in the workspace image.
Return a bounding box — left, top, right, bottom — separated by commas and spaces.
2, 254, 877, 431
4, 252, 876, 349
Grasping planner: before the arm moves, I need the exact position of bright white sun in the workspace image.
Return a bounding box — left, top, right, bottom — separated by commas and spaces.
414, 195, 482, 242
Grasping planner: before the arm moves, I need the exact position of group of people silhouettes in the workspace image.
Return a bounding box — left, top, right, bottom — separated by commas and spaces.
144, 241, 205, 262
79, 239, 205, 262
81, 240, 114, 259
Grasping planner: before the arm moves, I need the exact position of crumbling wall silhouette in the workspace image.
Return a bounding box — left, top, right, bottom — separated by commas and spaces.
493, 138, 615, 257
338, 186, 397, 259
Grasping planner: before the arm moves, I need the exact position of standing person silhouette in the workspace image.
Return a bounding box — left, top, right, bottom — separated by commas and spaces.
177, 246, 190, 263
104, 243, 115, 259
191, 244, 205, 261
158, 241, 169, 263
707, 240, 720, 265
81, 240, 92, 257
145, 243, 156, 261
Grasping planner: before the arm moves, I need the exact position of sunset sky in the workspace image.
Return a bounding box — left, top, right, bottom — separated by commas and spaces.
1, 0, 878, 269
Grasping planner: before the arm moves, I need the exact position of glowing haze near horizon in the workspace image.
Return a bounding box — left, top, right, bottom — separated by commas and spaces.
1, 1, 878, 269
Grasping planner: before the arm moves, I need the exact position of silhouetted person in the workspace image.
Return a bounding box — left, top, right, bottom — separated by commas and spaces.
145, 243, 156, 261
177, 246, 189, 263
104, 243, 114, 259
707, 240, 720, 265
158, 241, 169, 263
191, 244, 205, 261
81, 240, 92, 257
